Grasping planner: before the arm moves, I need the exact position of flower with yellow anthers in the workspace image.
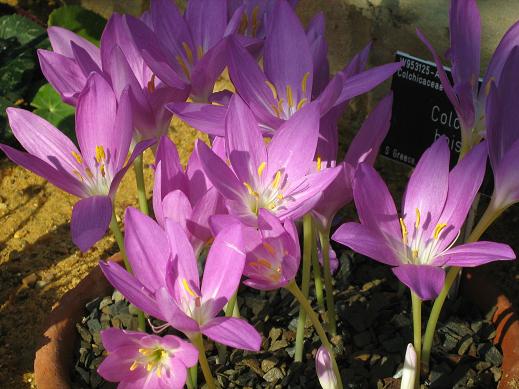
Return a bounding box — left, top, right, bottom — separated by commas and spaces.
197, 95, 340, 226
333, 137, 515, 300
98, 328, 198, 389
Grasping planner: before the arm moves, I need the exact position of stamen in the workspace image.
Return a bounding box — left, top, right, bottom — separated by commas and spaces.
415, 208, 421, 229
243, 182, 258, 196
265, 80, 278, 100
296, 98, 307, 110
176, 55, 191, 79
182, 42, 194, 64
271, 171, 281, 189
277, 98, 285, 114
146, 363, 153, 372
251, 5, 260, 36
271, 104, 281, 118
130, 361, 139, 371
95, 145, 106, 163
257, 258, 272, 268
433, 223, 447, 240
71, 151, 82, 164
286, 85, 294, 108
239, 13, 248, 34
85, 168, 94, 179
197, 46, 204, 60
277, 193, 284, 200
147, 74, 156, 93
485, 77, 496, 96
182, 278, 199, 298
301, 72, 310, 95
100, 164, 106, 177
72, 170, 83, 182
156, 367, 162, 378
412, 249, 419, 259
316, 155, 322, 171
263, 242, 276, 256
257, 162, 266, 176
399, 218, 408, 244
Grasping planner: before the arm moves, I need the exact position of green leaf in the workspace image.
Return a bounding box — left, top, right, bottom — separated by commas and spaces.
31, 84, 76, 139
0, 14, 45, 45
48, 5, 106, 44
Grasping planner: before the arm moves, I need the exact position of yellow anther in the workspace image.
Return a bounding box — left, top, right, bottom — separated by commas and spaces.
197, 46, 204, 60
95, 145, 106, 163
257, 258, 272, 268
130, 361, 139, 371
85, 168, 94, 179
72, 170, 83, 182
243, 182, 258, 196
399, 217, 408, 244
433, 223, 447, 240
182, 278, 199, 298
71, 151, 82, 164
296, 98, 307, 110
412, 249, 419, 259
251, 5, 260, 36
138, 348, 147, 355
156, 367, 162, 378
182, 42, 194, 64
263, 242, 276, 256
100, 164, 106, 177
146, 363, 153, 372
485, 77, 496, 96
301, 71, 310, 95
415, 208, 421, 229
316, 155, 322, 171
176, 55, 191, 80
277, 193, 284, 200
147, 74, 156, 93
271, 104, 281, 118
286, 85, 294, 108
239, 13, 248, 34
265, 80, 278, 100
272, 171, 282, 189
257, 161, 266, 176
277, 98, 285, 114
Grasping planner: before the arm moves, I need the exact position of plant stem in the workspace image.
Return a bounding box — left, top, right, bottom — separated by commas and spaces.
319, 226, 337, 336
294, 214, 313, 362
186, 370, 195, 389
411, 292, 422, 388
109, 208, 146, 332
225, 291, 238, 317
189, 365, 198, 388
311, 223, 325, 313
192, 333, 216, 389
421, 200, 505, 372
287, 281, 343, 389
133, 154, 149, 215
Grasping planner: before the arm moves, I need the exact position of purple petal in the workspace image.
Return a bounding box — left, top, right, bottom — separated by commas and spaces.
201, 224, 245, 315
392, 264, 445, 300
124, 207, 170, 288
437, 141, 486, 250
71, 196, 112, 252
449, 0, 480, 96
257, 208, 286, 240
191, 39, 229, 101
185, 0, 227, 52
401, 344, 417, 389
492, 139, 519, 208
70, 42, 102, 77
225, 95, 267, 184
334, 62, 402, 107
352, 163, 400, 239
264, 0, 313, 103
187, 187, 226, 244
167, 102, 226, 137
186, 142, 213, 203
97, 346, 140, 382
37, 50, 85, 105
201, 317, 261, 351
332, 222, 400, 266
99, 261, 164, 320
434, 241, 515, 267
267, 102, 319, 181
48, 26, 100, 65
162, 190, 193, 231
316, 346, 338, 389
196, 140, 247, 201
402, 137, 450, 238
155, 136, 188, 197
344, 93, 393, 166
155, 287, 200, 333
306, 13, 329, 98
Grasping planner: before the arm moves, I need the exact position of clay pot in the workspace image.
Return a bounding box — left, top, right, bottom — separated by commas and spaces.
33, 255, 519, 388
34, 254, 122, 389
461, 266, 519, 389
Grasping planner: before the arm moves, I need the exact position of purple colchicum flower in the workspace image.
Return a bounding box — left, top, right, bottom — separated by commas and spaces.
316, 346, 339, 389
332, 137, 515, 300
100, 208, 261, 351
417, 0, 519, 151
486, 47, 519, 212
98, 328, 198, 389
38, 14, 187, 141
242, 209, 300, 290
0, 74, 154, 252
153, 136, 226, 257
400, 344, 417, 389
196, 95, 340, 226
127, 0, 238, 107
170, 0, 401, 138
